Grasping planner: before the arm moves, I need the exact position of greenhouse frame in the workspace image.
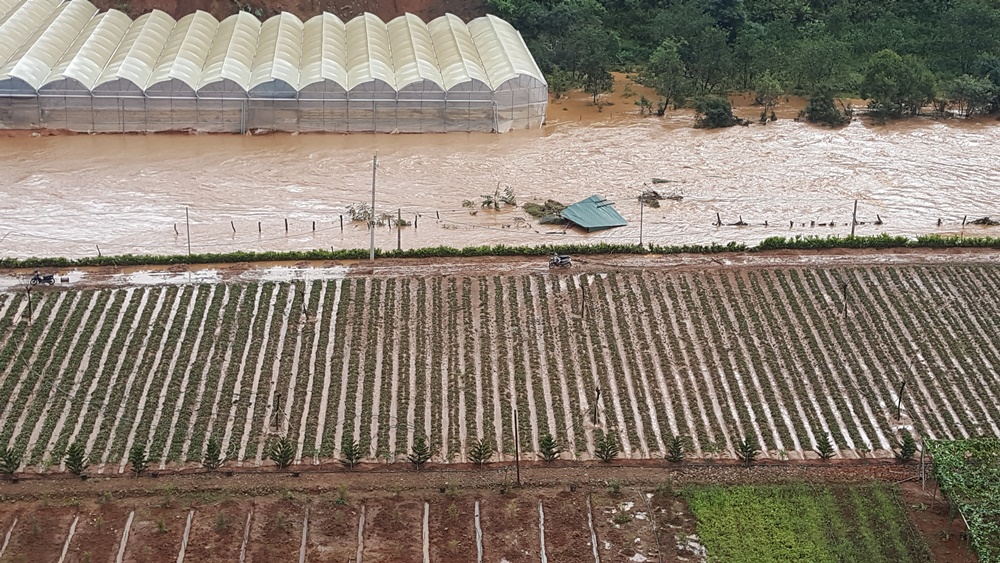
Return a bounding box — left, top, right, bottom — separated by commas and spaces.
0, 0, 547, 133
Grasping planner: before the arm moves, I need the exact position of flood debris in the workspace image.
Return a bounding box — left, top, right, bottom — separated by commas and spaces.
969, 216, 1000, 226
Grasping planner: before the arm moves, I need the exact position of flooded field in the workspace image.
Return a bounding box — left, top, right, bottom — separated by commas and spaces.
2, 102, 1000, 259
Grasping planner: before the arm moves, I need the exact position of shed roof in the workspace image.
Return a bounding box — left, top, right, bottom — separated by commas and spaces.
561, 195, 627, 232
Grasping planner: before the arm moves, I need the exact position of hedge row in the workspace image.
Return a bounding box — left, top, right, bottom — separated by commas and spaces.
1, 235, 997, 269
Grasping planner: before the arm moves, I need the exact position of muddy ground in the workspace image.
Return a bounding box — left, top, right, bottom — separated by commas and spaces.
0, 462, 974, 562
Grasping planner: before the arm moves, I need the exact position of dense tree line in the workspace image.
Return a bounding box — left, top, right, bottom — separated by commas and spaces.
487, 0, 1000, 123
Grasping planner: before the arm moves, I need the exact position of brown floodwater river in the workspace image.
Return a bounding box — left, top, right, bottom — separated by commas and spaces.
1, 111, 999, 260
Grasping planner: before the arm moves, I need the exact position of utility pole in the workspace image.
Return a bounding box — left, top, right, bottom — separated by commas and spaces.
370, 152, 378, 261
851, 199, 858, 237
25, 285, 32, 325
639, 194, 644, 247
185, 206, 191, 256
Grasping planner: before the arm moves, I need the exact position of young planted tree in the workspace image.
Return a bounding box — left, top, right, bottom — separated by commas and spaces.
64, 443, 88, 476
896, 431, 918, 463
468, 438, 493, 467
754, 70, 782, 122
203, 437, 223, 471
128, 443, 149, 478
268, 437, 296, 470
815, 433, 836, 461
595, 430, 619, 463
409, 435, 431, 468
666, 435, 685, 463
341, 437, 362, 469
736, 436, 759, 467
539, 433, 561, 462
0, 447, 23, 479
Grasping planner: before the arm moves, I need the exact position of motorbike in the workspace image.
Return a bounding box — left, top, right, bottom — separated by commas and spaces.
29, 271, 56, 285
548, 254, 572, 269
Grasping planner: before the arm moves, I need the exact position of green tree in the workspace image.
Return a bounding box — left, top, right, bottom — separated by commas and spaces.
468, 438, 493, 467
539, 433, 561, 462
896, 431, 918, 463
65, 443, 88, 476
546, 67, 577, 99
341, 437, 362, 468
736, 435, 759, 466
665, 435, 685, 463
860, 49, 936, 117
944, 74, 998, 117
694, 95, 740, 128
640, 39, 690, 111
815, 433, 835, 461
203, 437, 223, 471
267, 437, 295, 470
595, 430, 619, 463
409, 435, 431, 468
801, 92, 851, 126
754, 70, 782, 121
128, 443, 149, 478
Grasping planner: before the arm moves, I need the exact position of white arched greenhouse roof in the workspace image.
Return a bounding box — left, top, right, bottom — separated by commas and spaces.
0, 2, 546, 100
298, 13, 347, 94
0, 0, 60, 68
145, 11, 218, 94
197, 11, 259, 92
40, 10, 131, 92
345, 12, 395, 92
386, 13, 444, 92
428, 14, 491, 91
93, 10, 174, 92
248, 12, 302, 96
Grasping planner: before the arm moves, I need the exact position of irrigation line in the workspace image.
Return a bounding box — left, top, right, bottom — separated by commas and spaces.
0, 517, 17, 558
115, 511, 134, 563
355, 504, 366, 563
422, 502, 430, 563
177, 510, 194, 563
239, 507, 254, 563
56, 515, 79, 563
538, 501, 548, 563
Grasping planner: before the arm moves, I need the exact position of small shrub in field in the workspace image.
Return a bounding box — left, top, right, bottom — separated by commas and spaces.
128, 444, 149, 478
815, 433, 835, 461
267, 437, 295, 469
896, 431, 918, 463
0, 447, 23, 478
736, 436, 759, 467
341, 437, 362, 468
65, 443, 88, 475
539, 433, 560, 462
468, 438, 493, 467
666, 435, 685, 463
595, 430, 619, 463
203, 437, 223, 471
409, 435, 431, 468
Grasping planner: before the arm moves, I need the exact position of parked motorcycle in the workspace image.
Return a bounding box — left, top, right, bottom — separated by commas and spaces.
548, 254, 572, 269
29, 270, 55, 285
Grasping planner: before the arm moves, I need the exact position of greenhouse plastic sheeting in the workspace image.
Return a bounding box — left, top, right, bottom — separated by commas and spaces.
0, 0, 546, 133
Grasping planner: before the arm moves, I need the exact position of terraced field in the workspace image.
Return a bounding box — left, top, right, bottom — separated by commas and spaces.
1, 262, 999, 472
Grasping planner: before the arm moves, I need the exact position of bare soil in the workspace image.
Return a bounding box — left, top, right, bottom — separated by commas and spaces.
181, 498, 251, 562
0, 463, 976, 562
63, 501, 132, 563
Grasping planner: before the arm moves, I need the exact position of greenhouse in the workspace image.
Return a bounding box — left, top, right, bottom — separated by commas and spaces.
0, 0, 547, 133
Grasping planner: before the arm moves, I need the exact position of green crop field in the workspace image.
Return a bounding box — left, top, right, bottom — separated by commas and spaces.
686, 484, 931, 563
1, 262, 999, 472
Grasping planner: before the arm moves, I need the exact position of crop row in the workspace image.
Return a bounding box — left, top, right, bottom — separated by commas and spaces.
1, 263, 998, 468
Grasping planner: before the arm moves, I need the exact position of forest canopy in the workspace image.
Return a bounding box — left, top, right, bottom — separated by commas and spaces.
487, 0, 1000, 120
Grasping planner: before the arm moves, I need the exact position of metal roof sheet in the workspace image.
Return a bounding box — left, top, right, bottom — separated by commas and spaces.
561, 195, 628, 232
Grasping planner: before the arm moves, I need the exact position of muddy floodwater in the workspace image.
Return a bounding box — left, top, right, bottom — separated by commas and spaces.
2, 112, 999, 259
